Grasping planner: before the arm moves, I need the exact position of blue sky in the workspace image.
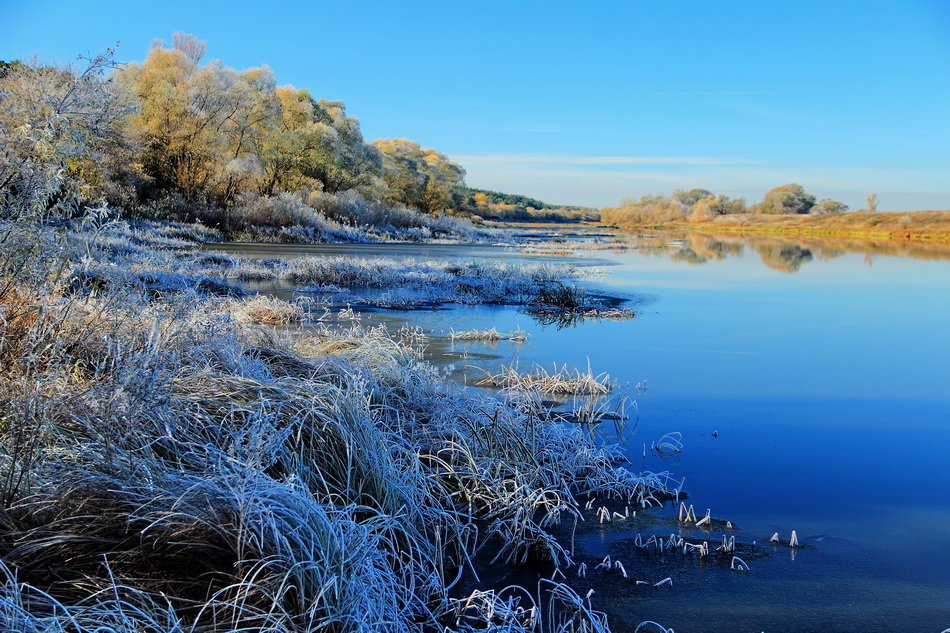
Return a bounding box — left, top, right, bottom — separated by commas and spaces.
3, 0, 948, 209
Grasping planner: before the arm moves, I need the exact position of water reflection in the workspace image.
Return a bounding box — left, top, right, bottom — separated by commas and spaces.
629, 230, 950, 273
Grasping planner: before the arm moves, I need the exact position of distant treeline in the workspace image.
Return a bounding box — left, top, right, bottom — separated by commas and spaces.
467, 188, 551, 209
466, 188, 599, 223
0, 33, 581, 240
602, 185, 855, 225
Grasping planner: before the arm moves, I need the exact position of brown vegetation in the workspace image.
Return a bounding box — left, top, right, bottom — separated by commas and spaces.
605, 210, 950, 242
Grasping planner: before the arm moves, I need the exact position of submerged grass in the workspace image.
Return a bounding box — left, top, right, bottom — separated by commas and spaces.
0, 216, 675, 632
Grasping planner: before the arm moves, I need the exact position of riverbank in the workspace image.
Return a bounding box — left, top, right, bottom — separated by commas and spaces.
602, 210, 950, 242
0, 216, 671, 632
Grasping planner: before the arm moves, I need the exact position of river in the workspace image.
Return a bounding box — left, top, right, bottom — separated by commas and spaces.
208, 231, 950, 633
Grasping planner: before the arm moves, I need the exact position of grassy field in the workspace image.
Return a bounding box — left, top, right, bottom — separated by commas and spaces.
603, 211, 950, 242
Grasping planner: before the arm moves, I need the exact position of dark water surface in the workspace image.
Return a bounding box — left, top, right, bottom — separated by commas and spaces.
216, 233, 950, 632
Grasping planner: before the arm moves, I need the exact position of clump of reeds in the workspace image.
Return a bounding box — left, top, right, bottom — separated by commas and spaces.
476, 362, 614, 395
449, 327, 528, 342
525, 282, 635, 325
530, 282, 585, 311
225, 293, 304, 325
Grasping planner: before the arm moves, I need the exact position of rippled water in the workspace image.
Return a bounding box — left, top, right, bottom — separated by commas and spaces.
212, 231, 950, 632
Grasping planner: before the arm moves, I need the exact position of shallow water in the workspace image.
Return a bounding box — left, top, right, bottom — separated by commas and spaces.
215, 233, 950, 632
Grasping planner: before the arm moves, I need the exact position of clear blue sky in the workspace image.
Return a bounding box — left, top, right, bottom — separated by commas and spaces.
3, 0, 948, 210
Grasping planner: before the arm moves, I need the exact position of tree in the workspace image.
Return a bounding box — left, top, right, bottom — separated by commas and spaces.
119, 39, 226, 198
672, 188, 712, 215
255, 88, 380, 197
0, 49, 129, 218
690, 193, 746, 220
757, 183, 816, 214
865, 193, 879, 213
218, 66, 281, 201
812, 198, 848, 214
119, 34, 286, 202
306, 100, 381, 194
372, 139, 467, 214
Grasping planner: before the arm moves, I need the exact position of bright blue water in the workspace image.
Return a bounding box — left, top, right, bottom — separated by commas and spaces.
219, 234, 950, 632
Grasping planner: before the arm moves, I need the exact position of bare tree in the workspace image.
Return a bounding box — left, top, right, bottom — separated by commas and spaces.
172, 32, 207, 64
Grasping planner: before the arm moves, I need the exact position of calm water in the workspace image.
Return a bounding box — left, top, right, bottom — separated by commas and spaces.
215, 232, 950, 632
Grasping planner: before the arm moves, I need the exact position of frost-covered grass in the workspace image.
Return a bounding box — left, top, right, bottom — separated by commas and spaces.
0, 217, 675, 633
137, 191, 494, 244
190, 255, 591, 310
310, 191, 493, 242
41, 212, 625, 319
225, 294, 304, 325
477, 363, 615, 395
450, 327, 528, 342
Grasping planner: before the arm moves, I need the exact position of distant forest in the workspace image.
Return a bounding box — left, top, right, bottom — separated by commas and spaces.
466, 188, 599, 222
466, 188, 551, 209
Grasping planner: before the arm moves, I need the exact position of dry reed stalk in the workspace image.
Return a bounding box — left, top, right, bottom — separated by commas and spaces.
476, 363, 614, 395
449, 327, 527, 342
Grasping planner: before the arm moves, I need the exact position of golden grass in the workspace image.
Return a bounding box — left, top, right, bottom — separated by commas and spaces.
476, 363, 614, 395
604, 210, 950, 242
226, 294, 303, 325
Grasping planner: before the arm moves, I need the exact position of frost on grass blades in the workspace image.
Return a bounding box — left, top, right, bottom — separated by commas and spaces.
0, 218, 678, 632
476, 362, 615, 395
450, 327, 528, 342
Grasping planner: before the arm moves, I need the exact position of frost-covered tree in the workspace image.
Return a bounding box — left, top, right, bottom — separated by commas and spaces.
0, 49, 129, 219
690, 193, 747, 220
372, 139, 467, 214
118, 34, 282, 201
304, 99, 382, 194
257, 88, 381, 196
757, 183, 816, 214
671, 188, 712, 215
812, 198, 849, 214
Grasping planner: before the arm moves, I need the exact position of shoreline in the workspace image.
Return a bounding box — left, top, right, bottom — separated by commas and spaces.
597, 210, 950, 243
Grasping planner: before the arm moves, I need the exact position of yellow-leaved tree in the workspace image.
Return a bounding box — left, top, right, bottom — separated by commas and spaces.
372, 139, 467, 214
119, 34, 285, 201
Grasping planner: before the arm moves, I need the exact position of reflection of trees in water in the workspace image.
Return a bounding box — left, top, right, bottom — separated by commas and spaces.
752, 243, 814, 273
670, 234, 816, 272
689, 234, 744, 262
628, 230, 950, 272
815, 247, 845, 261
667, 234, 745, 264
